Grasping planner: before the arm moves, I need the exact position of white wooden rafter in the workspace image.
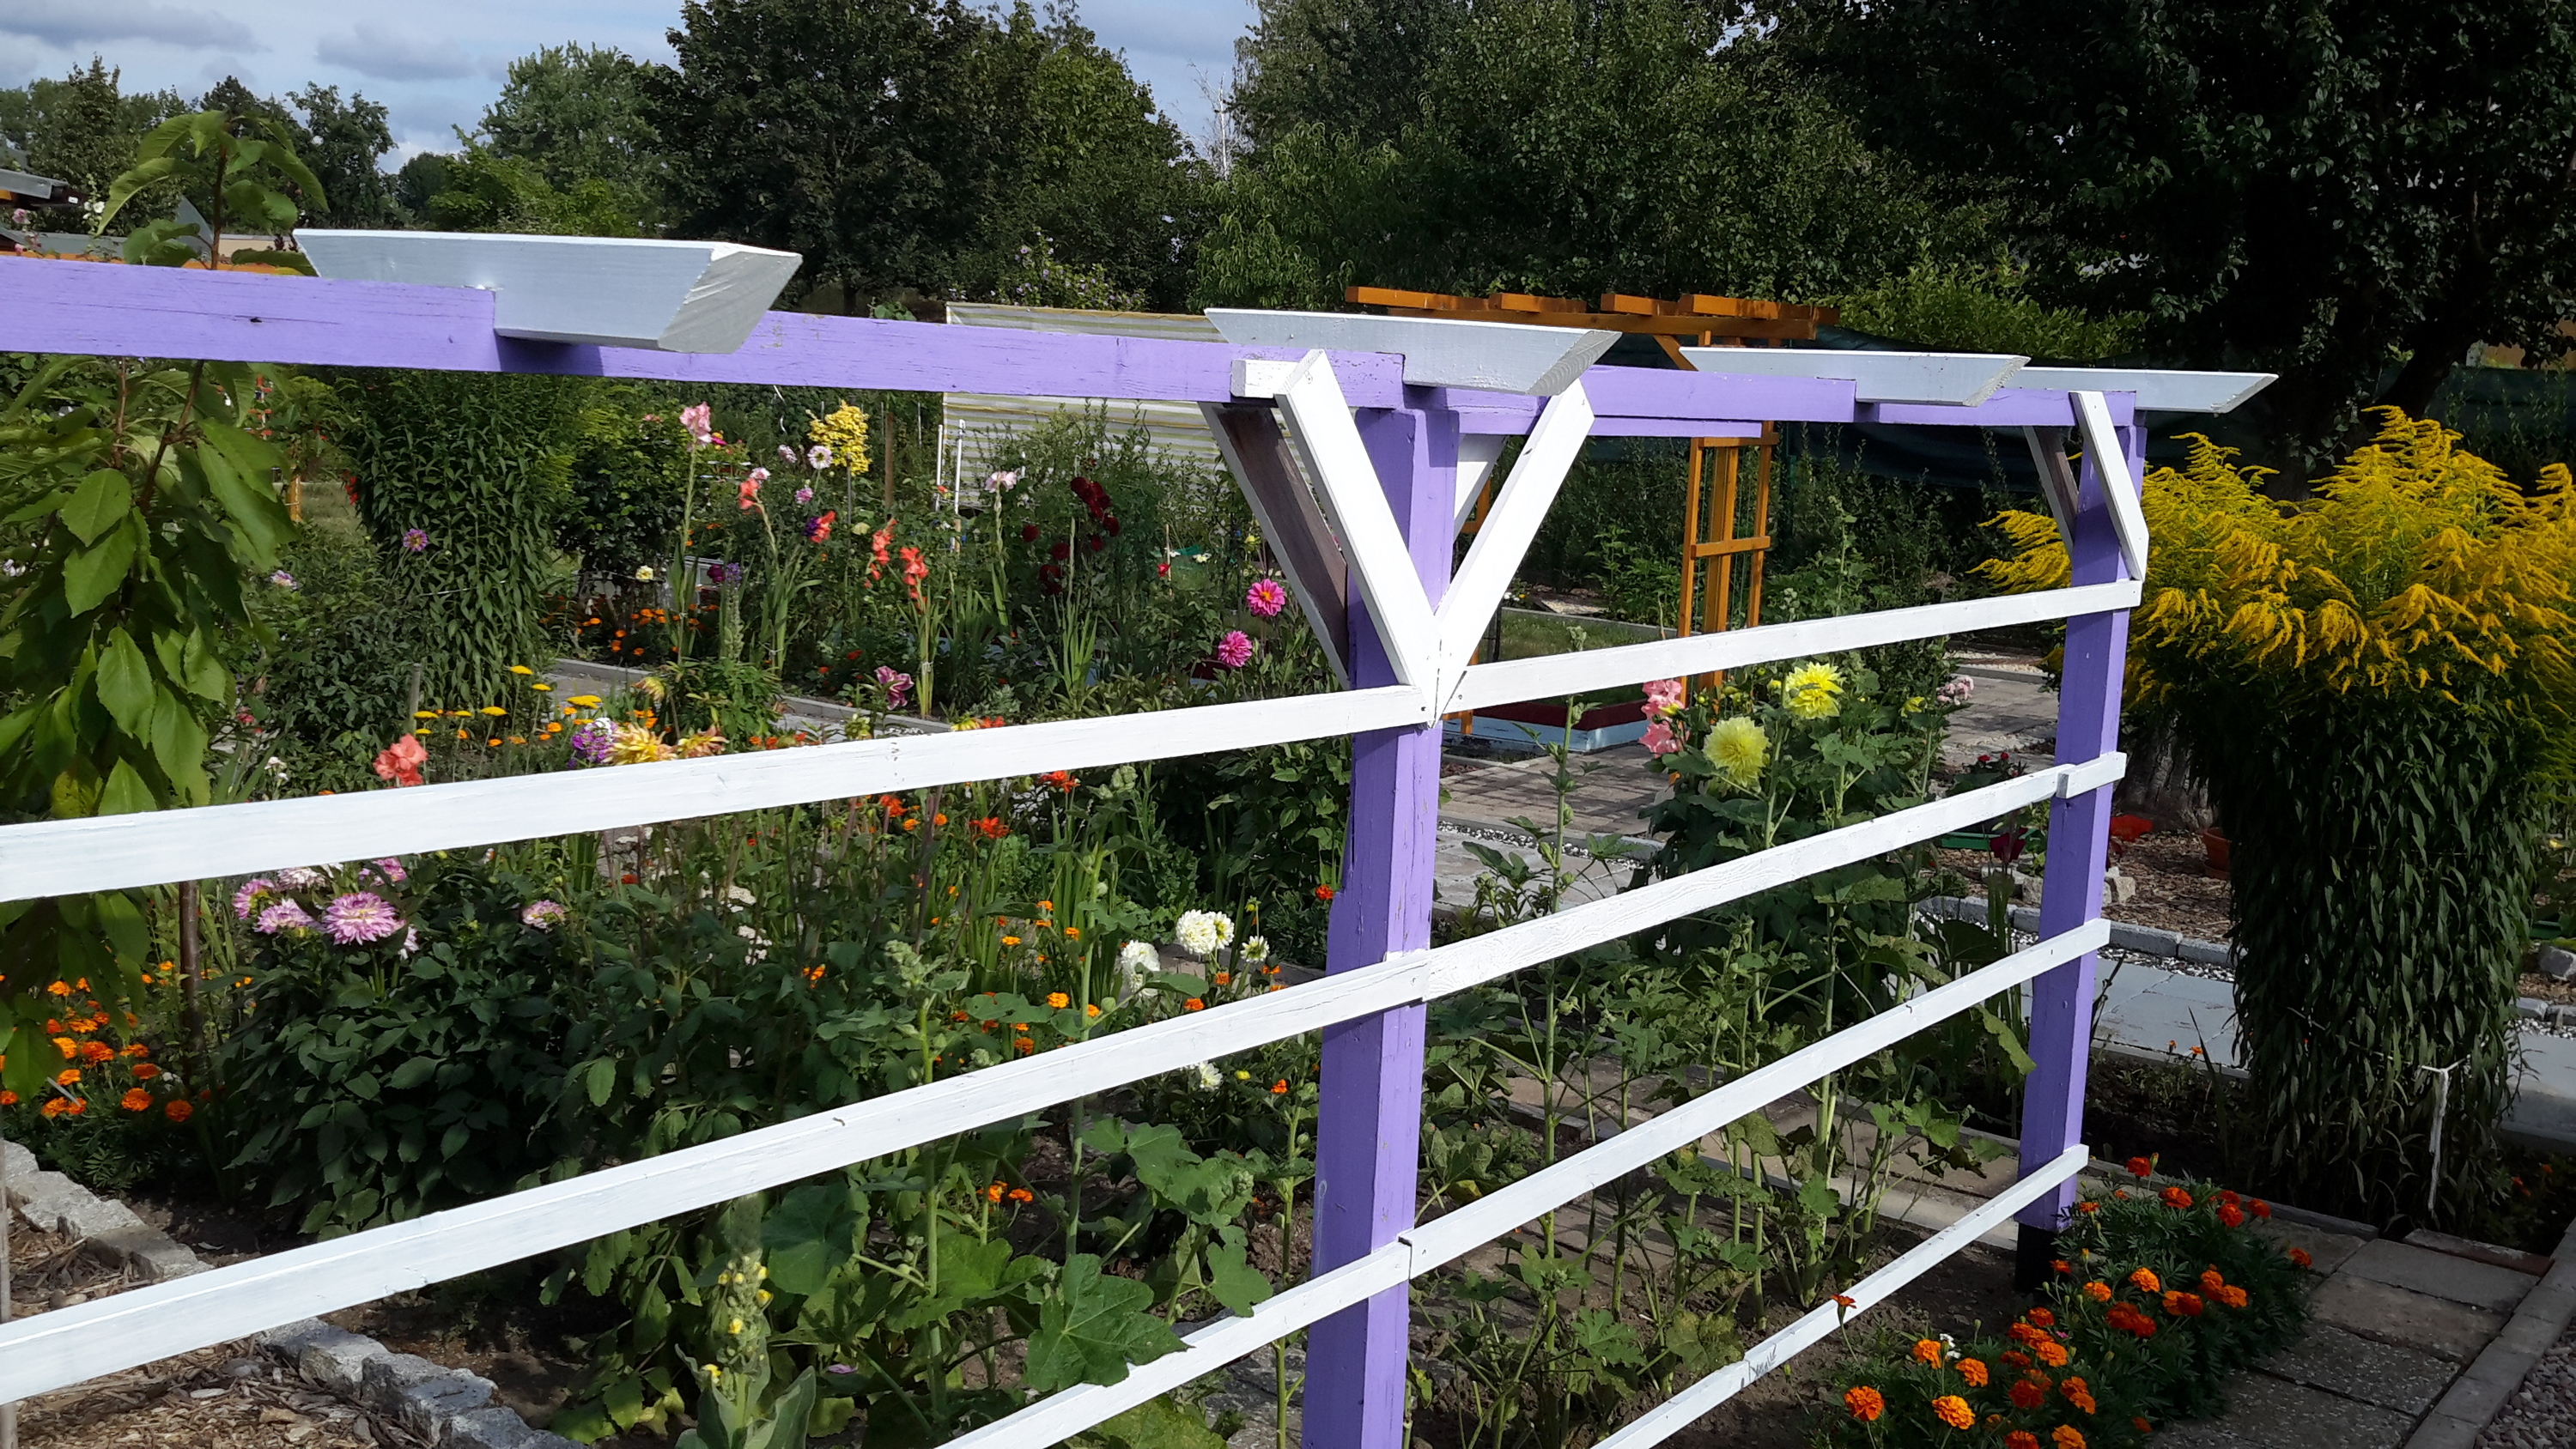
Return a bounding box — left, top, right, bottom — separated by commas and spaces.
2072, 390, 2151, 580
1437, 381, 1595, 705
1272, 352, 1447, 692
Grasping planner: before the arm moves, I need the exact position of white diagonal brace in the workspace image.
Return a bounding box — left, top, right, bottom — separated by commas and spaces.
1453, 433, 1505, 534
1436, 381, 1595, 706
2071, 390, 2150, 580
2021, 425, 2081, 556
1201, 400, 1352, 687
1273, 350, 1443, 692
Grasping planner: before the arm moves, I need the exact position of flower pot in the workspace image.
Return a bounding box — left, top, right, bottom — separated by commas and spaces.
2199, 827, 2231, 880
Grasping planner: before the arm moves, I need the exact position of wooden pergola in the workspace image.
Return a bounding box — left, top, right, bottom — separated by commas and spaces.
1348, 287, 1838, 683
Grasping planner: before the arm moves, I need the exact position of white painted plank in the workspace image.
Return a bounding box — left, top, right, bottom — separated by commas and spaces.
1437, 383, 1595, 695
1273, 353, 1444, 691
295, 231, 801, 353
1591, 1146, 2091, 1449
1454, 433, 1505, 533
1451, 580, 2142, 713
1679, 347, 2029, 406
952, 927, 2107, 1449
2073, 391, 2150, 581
0, 761, 2117, 1401
1207, 310, 1618, 396
0, 684, 1428, 903
2012, 367, 2275, 415
2021, 427, 2081, 556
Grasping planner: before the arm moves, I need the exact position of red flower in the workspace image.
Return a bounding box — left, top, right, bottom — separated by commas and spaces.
1022, 524, 1042, 543
2162, 1290, 2205, 1317
2160, 1185, 2194, 1210
2009, 1379, 2049, 1410
2216, 1203, 2245, 1228
2026, 1307, 2055, 1327
1315, 883, 1336, 902
2125, 1155, 2153, 1179
373, 734, 427, 787
1051, 539, 1072, 561
2250, 1199, 2273, 1219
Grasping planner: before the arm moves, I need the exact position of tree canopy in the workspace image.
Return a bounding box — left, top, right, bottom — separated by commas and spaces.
1766, 0, 2576, 470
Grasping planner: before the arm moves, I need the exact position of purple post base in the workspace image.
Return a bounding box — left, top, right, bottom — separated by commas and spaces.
2014, 422, 2142, 1284
1307, 397, 1455, 1449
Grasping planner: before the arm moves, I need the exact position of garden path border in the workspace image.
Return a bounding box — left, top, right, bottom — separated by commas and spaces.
3, 1135, 575, 1449
2403, 1215, 2576, 1448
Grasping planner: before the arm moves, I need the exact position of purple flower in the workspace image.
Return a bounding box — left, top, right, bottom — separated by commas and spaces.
778, 445, 799, 464
255, 900, 315, 936
520, 900, 568, 931
401, 528, 429, 553
233, 877, 276, 919
708, 561, 743, 586
276, 866, 326, 889
269, 570, 296, 590
1215, 629, 1255, 669
794, 487, 815, 505
569, 718, 616, 766
368, 857, 409, 884
1245, 578, 1288, 619
322, 892, 404, 945
873, 665, 913, 708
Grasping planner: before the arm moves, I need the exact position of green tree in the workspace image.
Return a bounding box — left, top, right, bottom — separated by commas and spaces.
12, 58, 189, 208
1198, 0, 1991, 308
480, 43, 663, 227
1228, 0, 1465, 153
420, 140, 647, 236
285, 85, 401, 228
1766, 0, 2576, 472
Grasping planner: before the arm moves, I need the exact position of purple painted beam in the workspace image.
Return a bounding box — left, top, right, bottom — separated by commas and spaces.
1308, 392, 1452, 1449
2016, 423, 2140, 1249
0, 257, 1412, 407
1864, 387, 2136, 429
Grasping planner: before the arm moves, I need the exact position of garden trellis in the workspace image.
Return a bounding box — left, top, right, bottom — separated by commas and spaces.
0, 250, 2265, 1447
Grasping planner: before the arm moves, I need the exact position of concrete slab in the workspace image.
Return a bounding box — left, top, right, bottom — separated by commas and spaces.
2251, 1220, 2370, 1276
2342, 1239, 2537, 1314
2167, 1370, 2417, 1449
2312, 1274, 2511, 1363
2260, 1322, 2462, 1415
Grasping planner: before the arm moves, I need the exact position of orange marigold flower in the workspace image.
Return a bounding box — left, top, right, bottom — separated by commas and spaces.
165, 1100, 192, 1123
2052, 1259, 2073, 1275
40, 1098, 68, 1118
0, 1091, 15, 1107
1086, 1004, 1101, 1018
2128, 1267, 2161, 1294
1212, 971, 1230, 985
2008, 1321, 2049, 1348
2082, 1280, 2112, 1301
121, 1042, 149, 1058
2026, 1307, 2056, 1327
2075, 1201, 2102, 1215
2053, 1428, 2087, 1449
2009, 1378, 2049, 1410
79, 1040, 112, 1063
1046, 992, 1070, 1009
2250, 1199, 2273, 1218
2036, 1341, 2069, 1368
1930, 1394, 1974, 1430
55, 1068, 80, 1086
2216, 1203, 2245, 1228
2008, 1434, 2041, 1449
1002, 935, 1023, 947
2198, 1267, 2226, 1294
1270, 1079, 1288, 1094
2218, 1285, 2250, 1309
2160, 1185, 2193, 1210
2134, 1417, 2154, 1434
2125, 1155, 2152, 1178
2287, 1246, 2312, 1270
1014, 1037, 1036, 1054
52, 1036, 76, 1058
120, 1088, 151, 1112
986, 1182, 1006, 1203
2162, 1290, 2205, 1317
1184, 997, 1206, 1011
1958, 1358, 1989, 1387
46, 980, 71, 997
1007, 1187, 1034, 1203
1842, 1386, 1884, 1422
1999, 1350, 2032, 1369
1913, 1338, 1944, 1365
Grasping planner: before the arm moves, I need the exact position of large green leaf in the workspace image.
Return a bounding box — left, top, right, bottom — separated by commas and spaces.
1021, 1254, 1182, 1392
94, 629, 155, 736
60, 470, 131, 544
1204, 1235, 1274, 1317
63, 518, 138, 615
97, 759, 156, 816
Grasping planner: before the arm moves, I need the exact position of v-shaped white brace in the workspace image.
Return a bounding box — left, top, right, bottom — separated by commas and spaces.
2022, 396, 2149, 581
1270, 351, 1595, 712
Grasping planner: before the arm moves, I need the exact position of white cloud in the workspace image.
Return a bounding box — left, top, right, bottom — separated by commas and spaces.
313, 22, 483, 82
0, 0, 259, 51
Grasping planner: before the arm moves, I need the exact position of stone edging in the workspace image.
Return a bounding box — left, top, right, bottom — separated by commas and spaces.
4, 1136, 572, 1448
2403, 1216, 2576, 1448
1920, 897, 2576, 1029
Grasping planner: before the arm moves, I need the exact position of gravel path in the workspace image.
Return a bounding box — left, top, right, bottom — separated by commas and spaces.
2476, 1318, 2576, 1447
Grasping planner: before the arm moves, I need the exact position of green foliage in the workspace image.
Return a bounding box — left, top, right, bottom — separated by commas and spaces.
99, 109, 326, 272
246, 515, 416, 791
416, 140, 647, 237
3, 58, 190, 212
194, 77, 400, 229
479, 43, 664, 224
560, 399, 693, 577
1771, 0, 2576, 469
340, 371, 577, 714
1200, 0, 1996, 308
1832, 258, 2143, 362
647, 0, 1202, 312
222, 854, 583, 1234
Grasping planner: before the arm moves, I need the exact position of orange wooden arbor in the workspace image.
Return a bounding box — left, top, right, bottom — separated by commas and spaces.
1347, 287, 1837, 688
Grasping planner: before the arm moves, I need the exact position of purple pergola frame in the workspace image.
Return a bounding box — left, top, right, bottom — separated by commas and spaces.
0, 257, 2135, 1448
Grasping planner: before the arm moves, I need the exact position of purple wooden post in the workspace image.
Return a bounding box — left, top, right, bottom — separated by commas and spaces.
1307, 392, 1455, 1449
2014, 416, 2142, 1285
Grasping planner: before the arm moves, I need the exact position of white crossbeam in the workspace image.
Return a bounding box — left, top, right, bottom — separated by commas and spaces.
1437, 380, 1595, 699
0, 757, 2121, 1401
2072, 391, 2150, 580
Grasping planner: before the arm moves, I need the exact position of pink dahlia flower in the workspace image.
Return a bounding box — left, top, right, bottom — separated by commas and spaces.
1215, 630, 1255, 669
1246, 578, 1289, 618
321, 892, 404, 945
255, 900, 315, 936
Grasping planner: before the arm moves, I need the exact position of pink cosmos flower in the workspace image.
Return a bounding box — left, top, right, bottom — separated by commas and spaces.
401, 528, 429, 553
1215, 630, 1255, 669
255, 900, 315, 936
794, 487, 815, 505
1246, 578, 1289, 618
520, 900, 568, 931
1643, 718, 1682, 756
322, 893, 404, 944
778, 445, 799, 464
680, 403, 714, 445
1643, 678, 1685, 718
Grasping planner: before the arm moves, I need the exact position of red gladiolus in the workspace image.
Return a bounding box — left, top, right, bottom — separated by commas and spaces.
373, 734, 427, 787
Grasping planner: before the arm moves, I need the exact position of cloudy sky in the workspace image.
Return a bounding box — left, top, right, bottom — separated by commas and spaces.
2, 1, 1257, 160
